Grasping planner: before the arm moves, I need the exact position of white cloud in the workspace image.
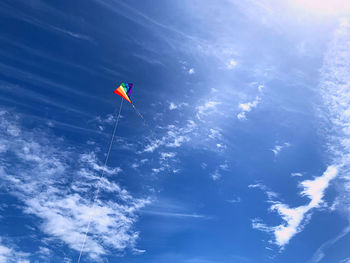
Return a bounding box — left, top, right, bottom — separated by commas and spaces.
236, 84, 264, 120
94, 113, 116, 125
132, 248, 146, 255
239, 99, 259, 111
2, 1, 94, 44
168, 102, 188, 110
143, 210, 208, 219
271, 142, 291, 156
227, 197, 241, 203
291, 172, 303, 177
143, 139, 162, 153
219, 163, 229, 170
152, 168, 162, 173
320, 19, 350, 166
237, 97, 260, 120
140, 158, 149, 164
131, 163, 139, 169
0, 239, 29, 263
248, 183, 278, 201
299, 167, 337, 207
0, 111, 150, 260
133, 53, 163, 66
179, 61, 195, 75
251, 218, 274, 233
216, 143, 226, 149
210, 170, 221, 181
210, 162, 230, 181
306, 19, 350, 261
208, 128, 222, 140
139, 101, 227, 176
237, 112, 247, 120
252, 166, 338, 247
169, 102, 178, 110
227, 59, 237, 69
309, 225, 350, 263
160, 152, 176, 160
166, 134, 190, 148
37, 246, 51, 259
196, 101, 221, 120
142, 120, 196, 155
80, 152, 122, 175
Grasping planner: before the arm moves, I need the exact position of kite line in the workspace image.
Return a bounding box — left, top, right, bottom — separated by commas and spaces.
132, 103, 158, 139
77, 98, 124, 263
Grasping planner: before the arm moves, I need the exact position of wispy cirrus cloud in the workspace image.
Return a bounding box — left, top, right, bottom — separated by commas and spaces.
0, 36, 111, 81
169, 102, 188, 110
237, 97, 260, 120
291, 172, 303, 177
210, 161, 230, 181
0, 62, 99, 103
309, 225, 350, 263
141, 120, 197, 153
226, 197, 241, 204
310, 18, 350, 262
0, 1, 94, 43
237, 84, 264, 120
248, 183, 278, 201
142, 198, 210, 220
0, 238, 30, 263
196, 101, 221, 120
271, 142, 291, 156
0, 110, 149, 260
142, 210, 208, 219
320, 19, 350, 167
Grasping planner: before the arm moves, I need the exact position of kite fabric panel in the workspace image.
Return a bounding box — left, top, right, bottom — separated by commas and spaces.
114, 82, 133, 104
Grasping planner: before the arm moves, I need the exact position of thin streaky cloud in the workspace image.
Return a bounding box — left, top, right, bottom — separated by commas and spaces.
309, 224, 350, 263
0, 82, 89, 117
0, 1, 94, 43
142, 210, 210, 219
0, 36, 108, 79
0, 62, 106, 102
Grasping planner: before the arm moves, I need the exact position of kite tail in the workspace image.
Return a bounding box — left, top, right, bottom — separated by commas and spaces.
132, 103, 157, 139
132, 104, 144, 119
131, 103, 172, 173
77, 98, 124, 263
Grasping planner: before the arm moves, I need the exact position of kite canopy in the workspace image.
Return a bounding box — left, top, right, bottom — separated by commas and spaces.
114, 82, 133, 104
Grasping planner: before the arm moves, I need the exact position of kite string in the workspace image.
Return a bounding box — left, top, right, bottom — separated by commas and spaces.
131, 103, 157, 139
131, 103, 172, 173
77, 98, 124, 263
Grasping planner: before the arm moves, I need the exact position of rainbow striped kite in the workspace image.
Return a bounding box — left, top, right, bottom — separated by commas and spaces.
114, 82, 133, 104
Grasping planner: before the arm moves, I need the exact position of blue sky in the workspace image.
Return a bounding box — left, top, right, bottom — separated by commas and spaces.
1, 0, 350, 262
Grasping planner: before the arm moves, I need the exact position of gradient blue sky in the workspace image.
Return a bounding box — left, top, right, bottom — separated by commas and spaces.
1, 0, 350, 262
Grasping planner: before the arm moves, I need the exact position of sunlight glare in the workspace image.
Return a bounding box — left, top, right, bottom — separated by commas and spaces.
289, 0, 350, 15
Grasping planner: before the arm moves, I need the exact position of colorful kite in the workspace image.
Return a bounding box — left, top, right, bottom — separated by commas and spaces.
114, 82, 133, 104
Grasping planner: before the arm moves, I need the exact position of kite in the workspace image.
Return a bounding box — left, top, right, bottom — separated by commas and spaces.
114, 82, 133, 104
114, 82, 145, 120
